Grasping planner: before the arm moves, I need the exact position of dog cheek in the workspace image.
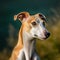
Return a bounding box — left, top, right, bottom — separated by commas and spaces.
27, 27, 31, 33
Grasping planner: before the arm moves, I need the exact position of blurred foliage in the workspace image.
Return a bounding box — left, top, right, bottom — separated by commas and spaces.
36, 21, 60, 60
0, 8, 60, 60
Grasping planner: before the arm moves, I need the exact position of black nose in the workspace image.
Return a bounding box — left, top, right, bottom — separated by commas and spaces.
45, 32, 50, 38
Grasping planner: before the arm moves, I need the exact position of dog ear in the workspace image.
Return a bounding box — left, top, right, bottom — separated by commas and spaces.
14, 12, 30, 23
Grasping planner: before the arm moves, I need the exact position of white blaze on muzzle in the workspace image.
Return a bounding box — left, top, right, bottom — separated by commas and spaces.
29, 19, 50, 40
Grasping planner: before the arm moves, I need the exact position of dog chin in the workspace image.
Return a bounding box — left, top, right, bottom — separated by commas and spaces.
38, 37, 48, 40
35, 36, 48, 40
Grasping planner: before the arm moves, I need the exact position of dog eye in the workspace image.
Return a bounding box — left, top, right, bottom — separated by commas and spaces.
43, 22, 45, 26
31, 21, 37, 26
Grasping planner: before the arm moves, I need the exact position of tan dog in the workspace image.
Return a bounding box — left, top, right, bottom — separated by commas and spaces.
9, 12, 50, 60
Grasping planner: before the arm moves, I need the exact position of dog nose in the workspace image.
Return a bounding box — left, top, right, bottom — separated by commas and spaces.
47, 32, 50, 37
45, 32, 50, 38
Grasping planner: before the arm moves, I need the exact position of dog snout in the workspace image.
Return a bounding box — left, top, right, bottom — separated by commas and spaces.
45, 32, 50, 38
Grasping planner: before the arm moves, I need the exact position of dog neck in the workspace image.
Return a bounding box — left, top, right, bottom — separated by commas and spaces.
23, 32, 36, 60
19, 25, 36, 60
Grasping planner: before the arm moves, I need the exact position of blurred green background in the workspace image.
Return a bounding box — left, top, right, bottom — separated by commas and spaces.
0, 0, 60, 60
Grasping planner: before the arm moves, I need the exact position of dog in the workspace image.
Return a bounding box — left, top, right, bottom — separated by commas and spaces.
9, 12, 50, 60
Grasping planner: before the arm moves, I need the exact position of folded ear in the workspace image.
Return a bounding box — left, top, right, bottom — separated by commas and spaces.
14, 12, 30, 23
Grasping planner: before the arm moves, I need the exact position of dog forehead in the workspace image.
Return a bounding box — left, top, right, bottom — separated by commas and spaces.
27, 15, 43, 23
27, 16, 36, 23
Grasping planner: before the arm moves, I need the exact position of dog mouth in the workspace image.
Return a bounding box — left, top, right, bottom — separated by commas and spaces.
42, 37, 48, 40
34, 32, 50, 40
38, 37, 49, 40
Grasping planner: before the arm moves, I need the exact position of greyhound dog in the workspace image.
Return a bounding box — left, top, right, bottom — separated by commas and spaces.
9, 12, 50, 60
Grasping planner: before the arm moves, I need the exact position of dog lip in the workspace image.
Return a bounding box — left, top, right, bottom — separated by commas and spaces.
34, 34, 38, 37
38, 37, 47, 40
43, 37, 47, 39
43, 35, 50, 40
41, 36, 49, 40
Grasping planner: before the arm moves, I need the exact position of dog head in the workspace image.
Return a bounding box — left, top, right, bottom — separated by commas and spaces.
14, 12, 50, 40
